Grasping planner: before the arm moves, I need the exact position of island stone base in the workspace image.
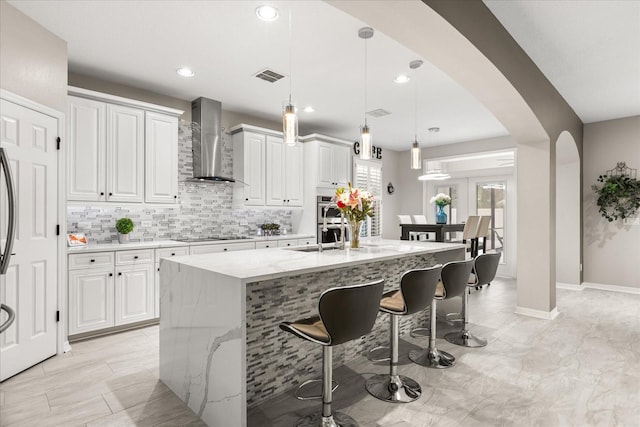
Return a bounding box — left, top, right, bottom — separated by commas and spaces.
246, 249, 462, 406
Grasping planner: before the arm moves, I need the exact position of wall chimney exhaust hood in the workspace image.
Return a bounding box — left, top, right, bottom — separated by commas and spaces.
191, 97, 235, 183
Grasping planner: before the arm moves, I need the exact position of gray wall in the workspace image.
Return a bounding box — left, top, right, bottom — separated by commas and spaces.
0, 1, 68, 112
583, 116, 640, 289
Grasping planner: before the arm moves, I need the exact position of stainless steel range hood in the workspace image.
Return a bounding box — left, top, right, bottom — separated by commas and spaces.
191, 97, 235, 183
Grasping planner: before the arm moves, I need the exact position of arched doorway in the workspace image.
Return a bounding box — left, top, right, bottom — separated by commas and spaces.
556, 131, 581, 288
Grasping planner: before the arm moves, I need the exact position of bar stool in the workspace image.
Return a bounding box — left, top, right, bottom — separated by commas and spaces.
409, 259, 474, 369
366, 265, 442, 403
280, 279, 385, 427
445, 252, 500, 348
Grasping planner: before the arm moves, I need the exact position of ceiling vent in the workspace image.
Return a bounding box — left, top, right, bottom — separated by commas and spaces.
367, 108, 391, 118
254, 68, 286, 83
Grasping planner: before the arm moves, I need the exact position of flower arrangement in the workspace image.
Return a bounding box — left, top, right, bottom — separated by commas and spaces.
333, 182, 375, 222
430, 193, 452, 207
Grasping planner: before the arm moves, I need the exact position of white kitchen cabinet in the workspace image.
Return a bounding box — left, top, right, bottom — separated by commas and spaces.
277, 239, 298, 248
68, 267, 115, 335
233, 130, 266, 205
317, 141, 351, 188
297, 238, 315, 246
67, 87, 182, 204
266, 136, 304, 207
67, 96, 106, 202
106, 104, 145, 202
255, 241, 277, 249
115, 264, 154, 326
145, 111, 179, 203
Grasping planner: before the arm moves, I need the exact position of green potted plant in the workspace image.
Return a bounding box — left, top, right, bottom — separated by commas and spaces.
115, 217, 134, 244
260, 223, 280, 236
592, 174, 640, 222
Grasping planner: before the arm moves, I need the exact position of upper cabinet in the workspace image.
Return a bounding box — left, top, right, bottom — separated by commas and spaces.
231, 124, 303, 207
145, 111, 179, 203
317, 141, 351, 189
67, 87, 183, 204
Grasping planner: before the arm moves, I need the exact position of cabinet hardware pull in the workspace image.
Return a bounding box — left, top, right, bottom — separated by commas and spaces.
109, 192, 113, 196
174, 195, 177, 199
157, 268, 160, 272
109, 273, 113, 277
100, 192, 104, 196
90, 259, 95, 262
245, 198, 249, 201
118, 272, 122, 276
223, 248, 228, 251
171, 253, 175, 256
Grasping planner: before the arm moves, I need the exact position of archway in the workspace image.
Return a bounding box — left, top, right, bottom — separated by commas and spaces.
555, 131, 581, 288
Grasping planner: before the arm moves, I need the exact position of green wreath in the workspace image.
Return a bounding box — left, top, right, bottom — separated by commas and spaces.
592, 174, 640, 222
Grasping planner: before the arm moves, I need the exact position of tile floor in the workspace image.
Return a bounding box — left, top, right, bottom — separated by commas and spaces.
0, 278, 638, 426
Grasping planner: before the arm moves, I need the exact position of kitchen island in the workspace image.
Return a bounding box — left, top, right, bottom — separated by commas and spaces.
159, 240, 465, 426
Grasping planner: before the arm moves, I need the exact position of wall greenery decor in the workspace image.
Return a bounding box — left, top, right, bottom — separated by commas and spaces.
592, 162, 640, 222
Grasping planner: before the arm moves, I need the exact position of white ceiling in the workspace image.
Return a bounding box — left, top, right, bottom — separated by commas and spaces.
9, 0, 509, 151
484, 0, 640, 124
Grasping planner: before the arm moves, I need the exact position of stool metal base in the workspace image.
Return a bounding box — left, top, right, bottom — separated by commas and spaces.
444, 331, 487, 348
409, 327, 430, 338
445, 312, 463, 324
408, 348, 455, 369
296, 411, 358, 427
365, 374, 421, 403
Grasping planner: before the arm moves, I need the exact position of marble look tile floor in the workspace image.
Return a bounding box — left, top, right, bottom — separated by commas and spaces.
0, 278, 638, 426
248, 278, 640, 427
0, 326, 205, 427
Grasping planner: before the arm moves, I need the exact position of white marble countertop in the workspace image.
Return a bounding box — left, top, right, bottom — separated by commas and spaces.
165, 239, 465, 283
66, 234, 315, 253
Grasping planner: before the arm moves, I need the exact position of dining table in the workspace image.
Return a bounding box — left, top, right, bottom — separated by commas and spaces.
399, 223, 465, 242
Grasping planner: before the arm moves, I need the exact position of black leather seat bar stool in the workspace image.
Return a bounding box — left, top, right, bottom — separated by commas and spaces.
409, 259, 474, 369
445, 252, 500, 348
280, 279, 385, 427
366, 265, 442, 403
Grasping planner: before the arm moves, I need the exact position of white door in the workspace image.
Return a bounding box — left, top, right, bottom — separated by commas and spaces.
106, 104, 144, 202
0, 99, 58, 381
266, 135, 285, 206
145, 111, 178, 203
115, 264, 154, 326
285, 143, 304, 206
243, 132, 265, 205
68, 268, 115, 335
333, 144, 351, 188
67, 96, 106, 202
317, 142, 334, 187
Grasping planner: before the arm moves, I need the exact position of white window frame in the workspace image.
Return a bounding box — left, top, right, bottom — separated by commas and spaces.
352, 158, 383, 238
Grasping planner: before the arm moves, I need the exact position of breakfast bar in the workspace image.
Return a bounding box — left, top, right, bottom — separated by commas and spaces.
159, 240, 465, 426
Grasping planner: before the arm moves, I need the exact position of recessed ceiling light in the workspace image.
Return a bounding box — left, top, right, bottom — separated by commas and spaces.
176, 68, 195, 77
256, 5, 278, 21
394, 74, 410, 84
303, 106, 315, 113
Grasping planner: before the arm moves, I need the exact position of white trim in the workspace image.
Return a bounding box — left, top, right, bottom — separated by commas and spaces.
556, 282, 584, 291
582, 282, 640, 295
229, 123, 282, 138
0, 89, 62, 118
67, 86, 184, 117
298, 132, 353, 146
515, 306, 559, 320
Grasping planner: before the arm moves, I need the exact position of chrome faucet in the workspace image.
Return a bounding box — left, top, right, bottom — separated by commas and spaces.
321, 204, 346, 251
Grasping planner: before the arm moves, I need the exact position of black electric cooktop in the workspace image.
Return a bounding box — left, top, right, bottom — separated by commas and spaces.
175, 236, 252, 243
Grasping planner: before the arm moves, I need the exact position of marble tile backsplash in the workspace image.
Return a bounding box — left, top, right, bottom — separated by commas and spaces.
67, 123, 293, 244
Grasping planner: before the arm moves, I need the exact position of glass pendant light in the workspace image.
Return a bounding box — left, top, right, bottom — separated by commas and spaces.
409, 59, 423, 170
282, 10, 298, 146
358, 27, 374, 160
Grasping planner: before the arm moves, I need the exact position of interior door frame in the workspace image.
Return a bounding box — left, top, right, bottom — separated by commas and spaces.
1, 89, 68, 355
468, 174, 517, 278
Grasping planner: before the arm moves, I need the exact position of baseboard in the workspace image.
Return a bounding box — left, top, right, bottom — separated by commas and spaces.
582, 282, 640, 295
556, 282, 584, 291
515, 306, 559, 320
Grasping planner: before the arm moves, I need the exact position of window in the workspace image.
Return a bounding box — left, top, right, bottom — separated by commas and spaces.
353, 159, 382, 238
476, 182, 505, 262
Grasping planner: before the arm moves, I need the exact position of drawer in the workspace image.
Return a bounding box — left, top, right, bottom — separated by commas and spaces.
297, 238, 315, 246
115, 249, 154, 265
255, 241, 277, 249
277, 239, 299, 248
68, 252, 114, 270
155, 246, 189, 262
189, 242, 256, 255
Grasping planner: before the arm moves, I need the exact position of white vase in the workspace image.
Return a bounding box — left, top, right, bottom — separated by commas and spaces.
118, 233, 130, 244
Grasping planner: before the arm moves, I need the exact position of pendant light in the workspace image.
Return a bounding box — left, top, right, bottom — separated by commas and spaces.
282, 9, 298, 146
418, 127, 451, 180
409, 59, 424, 170
358, 27, 374, 160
